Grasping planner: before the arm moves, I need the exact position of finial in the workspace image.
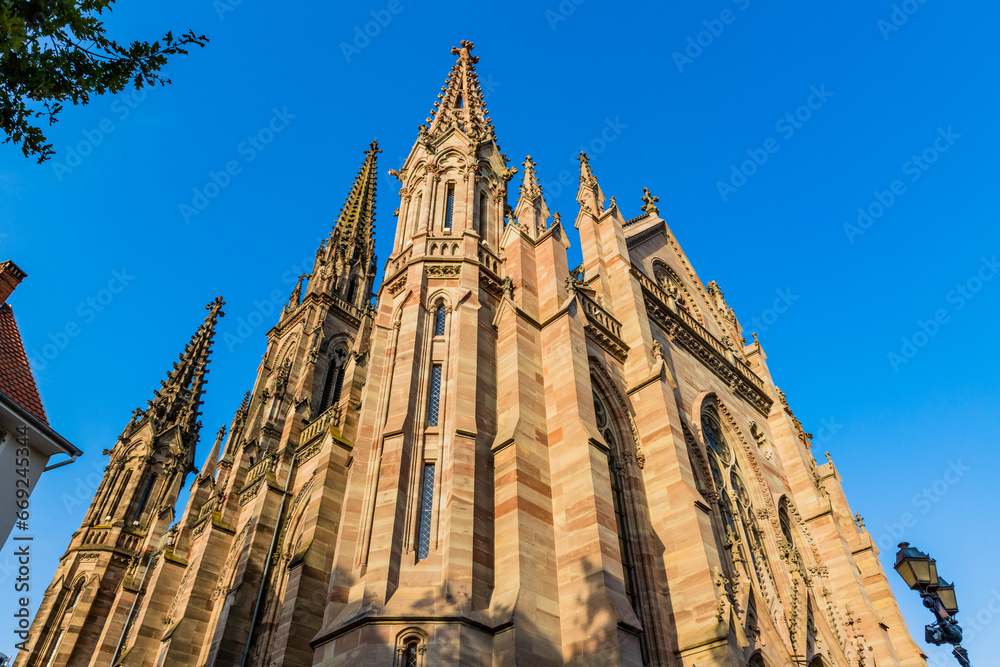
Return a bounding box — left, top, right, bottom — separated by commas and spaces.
451, 40, 478, 63
206, 295, 226, 318
641, 187, 660, 214
578, 151, 597, 186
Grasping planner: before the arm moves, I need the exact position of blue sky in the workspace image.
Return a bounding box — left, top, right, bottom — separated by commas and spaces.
2, 0, 998, 661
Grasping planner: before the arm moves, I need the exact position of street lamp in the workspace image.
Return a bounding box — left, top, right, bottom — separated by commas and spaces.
894, 543, 972, 667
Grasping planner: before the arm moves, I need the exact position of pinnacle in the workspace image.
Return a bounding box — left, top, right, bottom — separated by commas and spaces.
578, 152, 598, 186
518, 155, 542, 201
576, 151, 606, 212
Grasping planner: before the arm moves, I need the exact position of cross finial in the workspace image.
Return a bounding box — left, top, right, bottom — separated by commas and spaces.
641, 187, 660, 214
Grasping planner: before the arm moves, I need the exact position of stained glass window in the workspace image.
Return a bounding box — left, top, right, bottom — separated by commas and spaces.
701, 409, 731, 464
444, 183, 455, 230
427, 365, 442, 427
435, 305, 446, 336
417, 464, 435, 559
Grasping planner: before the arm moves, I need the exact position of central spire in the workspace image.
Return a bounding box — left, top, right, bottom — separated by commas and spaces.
424, 40, 494, 140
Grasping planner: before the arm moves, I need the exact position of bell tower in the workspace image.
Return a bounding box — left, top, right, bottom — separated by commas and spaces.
313, 40, 519, 662
16, 297, 225, 667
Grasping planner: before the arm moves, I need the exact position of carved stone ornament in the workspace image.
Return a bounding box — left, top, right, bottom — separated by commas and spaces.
425, 263, 462, 279
387, 276, 407, 296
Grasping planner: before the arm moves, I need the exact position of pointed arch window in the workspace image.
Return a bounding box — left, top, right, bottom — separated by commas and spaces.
108, 470, 132, 520
42, 629, 65, 667
320, 349, 347, 413
346, 276, 359, 305
68, 579, 85, 607
426, 365, 442, 427
478, 190, 488, 237
434, 304, 446, 336
592, 387, 649, 663
702, 403, 775, 593
395, 631, 427, 667
131, 473, 156, 524
443, 183, 455, 232
412, 192, 422, 236
403, 641, 418, 667
417, 463, 435, 559
779, 501, 795, 545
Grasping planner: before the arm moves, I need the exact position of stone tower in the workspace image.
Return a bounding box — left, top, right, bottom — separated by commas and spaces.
15, 297, 225, 666
19, 41, 927, 667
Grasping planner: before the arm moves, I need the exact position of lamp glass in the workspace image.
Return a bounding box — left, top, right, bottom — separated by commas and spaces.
896, 561, 918, 589
937, 579, 958, 614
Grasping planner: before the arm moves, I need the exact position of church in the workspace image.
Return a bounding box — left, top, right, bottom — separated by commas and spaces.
17, 41, 926, 666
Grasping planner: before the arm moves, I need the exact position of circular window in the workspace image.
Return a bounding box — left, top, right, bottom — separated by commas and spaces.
701, 410, 731, 464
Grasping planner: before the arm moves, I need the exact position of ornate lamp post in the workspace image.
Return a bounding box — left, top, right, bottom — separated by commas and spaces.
894, 543, 972, 667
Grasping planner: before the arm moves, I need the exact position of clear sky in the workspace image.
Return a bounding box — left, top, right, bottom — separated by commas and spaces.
1, 0, 998, 662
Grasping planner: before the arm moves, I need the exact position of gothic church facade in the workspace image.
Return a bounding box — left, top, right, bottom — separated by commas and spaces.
19, 42, 925, 667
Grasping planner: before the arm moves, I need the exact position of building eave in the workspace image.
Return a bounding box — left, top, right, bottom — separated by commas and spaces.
0, 389, 82, 459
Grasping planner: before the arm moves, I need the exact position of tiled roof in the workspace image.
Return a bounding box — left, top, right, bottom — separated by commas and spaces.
0, 303, 48, 425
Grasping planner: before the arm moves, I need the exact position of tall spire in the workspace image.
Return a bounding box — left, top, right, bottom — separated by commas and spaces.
424, 40, 494, 141
129, 296, 225, 442
309, 141, 380, 306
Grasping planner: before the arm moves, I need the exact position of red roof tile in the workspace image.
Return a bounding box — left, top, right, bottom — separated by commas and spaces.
0, 303, 48, 424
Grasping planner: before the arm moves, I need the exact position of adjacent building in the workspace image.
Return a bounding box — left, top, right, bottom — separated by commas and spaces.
18, 43, 925, 666
0, 260, 81, 545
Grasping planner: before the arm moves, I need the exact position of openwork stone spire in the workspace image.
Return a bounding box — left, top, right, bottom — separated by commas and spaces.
310, 141, 380, 305
424, 40, 494, 140
131, 296, 225, 441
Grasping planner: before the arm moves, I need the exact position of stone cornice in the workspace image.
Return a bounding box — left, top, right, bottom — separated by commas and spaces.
633, 265, 773, 416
